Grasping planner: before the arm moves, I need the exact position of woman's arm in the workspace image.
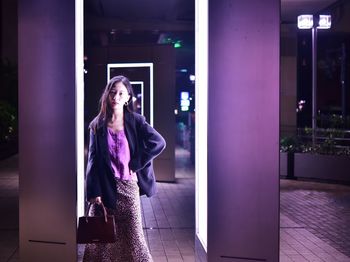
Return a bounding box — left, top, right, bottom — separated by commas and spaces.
86, 129, 102, 202
129, 115, 166, 172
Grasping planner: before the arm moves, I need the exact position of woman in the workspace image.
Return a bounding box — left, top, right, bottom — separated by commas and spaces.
83, 75, 166, 262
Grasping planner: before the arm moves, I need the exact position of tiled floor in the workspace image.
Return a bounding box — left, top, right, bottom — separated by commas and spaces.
77, 147, 195, 261
1, 149, 350, 261
280, 180, 350, 262
281, 179, 350, 258
280, 214, 350, 261
0, 155, 19, 262
141, 148, 195, 261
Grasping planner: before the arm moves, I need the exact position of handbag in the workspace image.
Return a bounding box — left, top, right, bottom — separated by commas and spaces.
77, 201, 116, 244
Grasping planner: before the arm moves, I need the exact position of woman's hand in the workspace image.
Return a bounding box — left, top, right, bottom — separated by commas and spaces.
89, 196, 102, 204
130, 170, 138, 181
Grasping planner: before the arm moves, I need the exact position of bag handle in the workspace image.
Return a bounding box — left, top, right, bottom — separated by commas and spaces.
86, 201, 109, 223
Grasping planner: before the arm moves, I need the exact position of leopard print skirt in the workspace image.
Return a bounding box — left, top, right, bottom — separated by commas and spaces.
83, 179, 153, 262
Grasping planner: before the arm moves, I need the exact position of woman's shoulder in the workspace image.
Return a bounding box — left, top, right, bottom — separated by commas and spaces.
88, 115, 104, 132
127, 111, 146, 123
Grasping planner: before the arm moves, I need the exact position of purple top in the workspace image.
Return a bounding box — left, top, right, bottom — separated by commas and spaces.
107, 128, 133, 180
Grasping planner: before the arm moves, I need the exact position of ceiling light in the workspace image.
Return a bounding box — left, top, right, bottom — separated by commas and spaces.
318, 15, 331, 29
297, 15, 313, 29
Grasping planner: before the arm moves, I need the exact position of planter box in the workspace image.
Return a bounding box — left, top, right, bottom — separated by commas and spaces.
294, 153, 350, 182
280, 152, 294, 178
280, 152, 288, 177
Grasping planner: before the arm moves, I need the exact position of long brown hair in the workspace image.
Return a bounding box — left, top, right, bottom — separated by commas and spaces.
90, 75, 134, 131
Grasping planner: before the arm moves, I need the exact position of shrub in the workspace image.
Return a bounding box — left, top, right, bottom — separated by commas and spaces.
0, 100, 17, 144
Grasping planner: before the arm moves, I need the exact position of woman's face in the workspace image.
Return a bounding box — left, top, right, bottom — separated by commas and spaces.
108, 82, 131, 110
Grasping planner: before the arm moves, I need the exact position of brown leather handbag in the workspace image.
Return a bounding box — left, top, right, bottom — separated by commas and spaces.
77, 202, 116, 243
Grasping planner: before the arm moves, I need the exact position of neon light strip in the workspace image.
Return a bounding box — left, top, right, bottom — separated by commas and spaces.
75, 0, 84, 219
107, 63, 154, 126
130, 81, 144, 116
150, 65, 154, 127
195, 0, 208, 252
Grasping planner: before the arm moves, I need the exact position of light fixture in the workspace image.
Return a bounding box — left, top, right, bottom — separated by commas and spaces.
297, 15, 313, 29
296, 14, 331, 146
180, 91, 190, 111
318, 15, 331, 29
181, 100, 190, 107
174, 40, 182, 48
181, 91, 189, 100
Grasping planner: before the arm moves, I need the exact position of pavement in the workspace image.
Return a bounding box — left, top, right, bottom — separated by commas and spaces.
280, 179, 350, 261
1, 149, 350, 261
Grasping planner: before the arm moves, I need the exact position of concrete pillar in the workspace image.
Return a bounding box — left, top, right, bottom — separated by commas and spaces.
18, 0, 77, 261
207, 0, 280, 261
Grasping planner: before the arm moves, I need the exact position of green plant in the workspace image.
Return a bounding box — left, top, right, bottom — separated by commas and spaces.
280, 136, 301, 153
318, 128, 350, 155
287, 127, 350, 156
281, 128, 350, 156
0, 100, 17, 144
317, 114, 350, 129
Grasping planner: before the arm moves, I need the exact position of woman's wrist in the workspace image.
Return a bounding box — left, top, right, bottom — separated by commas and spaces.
89, 196, 102, 204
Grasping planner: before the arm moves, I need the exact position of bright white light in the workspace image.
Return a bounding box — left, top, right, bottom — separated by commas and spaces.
298, 15, 313, 29
195, 0, 208, 252
174, 109, 178, 115
75, 0, 85, 219
130, 81, 144, 116
181, 106, 189, 111
189, 74, 196, 81
181, 91, 189, 100
181, 100, 190, 107
318, 15, 331, 29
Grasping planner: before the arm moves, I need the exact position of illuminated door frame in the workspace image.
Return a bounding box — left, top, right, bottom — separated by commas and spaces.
195, 0, 208, 252
76, 0, 208, 253
130, 81, 145, 116
107, 63, 154, 126
76, 0, 84, 219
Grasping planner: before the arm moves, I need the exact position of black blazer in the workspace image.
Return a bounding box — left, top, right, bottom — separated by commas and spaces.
85, 110, 166, 209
